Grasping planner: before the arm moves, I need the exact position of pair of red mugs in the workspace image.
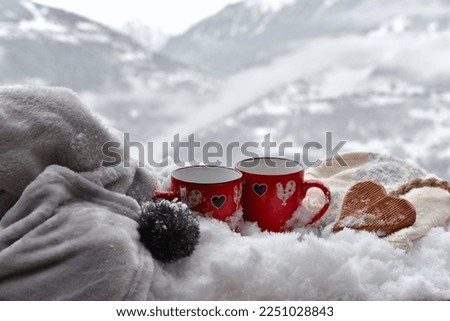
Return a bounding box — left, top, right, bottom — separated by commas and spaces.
155, 157, 331, 232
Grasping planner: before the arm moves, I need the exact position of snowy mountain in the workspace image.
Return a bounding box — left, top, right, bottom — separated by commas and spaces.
0, 0, 216, 141
0, 0, 210, 92
122, 20, 168, 52
161, 0, 450, 179
162, 0, 450, 76
1, 0, 448, 179
198, 80, 450, 180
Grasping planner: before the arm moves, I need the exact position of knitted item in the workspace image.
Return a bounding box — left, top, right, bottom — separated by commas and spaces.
389, 177, 450, 197
305, 152, 450, 250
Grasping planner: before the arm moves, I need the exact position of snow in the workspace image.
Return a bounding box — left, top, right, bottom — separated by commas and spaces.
323, 0, 341, 9
120, 51, 147, 62
19, 1, 67, 34
441, 92, 450, 104
152, 219, 450, 300
51, 33, 79, 44
245, 0, 296, 13
148, 153, 450, 300
339, 140, 393, 157
3, 10, 17, 20
0, 1, 113, 44
285, 189, 329, 228
254, 127, 274, 137
427, 21, 439, 34
338, 213, 379, 229
76, 22, 100, 32
306, 101, 334, 114
369, 16, 410, 37
366, 94, 405, 106
260, 100, 290, 115
224, 118, 236, 127
409, 107, 450, 123
129, 109, 141, 118
320, 67, 374, 98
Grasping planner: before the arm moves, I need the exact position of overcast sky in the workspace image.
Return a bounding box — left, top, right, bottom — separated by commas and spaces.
34, 0, 243, 35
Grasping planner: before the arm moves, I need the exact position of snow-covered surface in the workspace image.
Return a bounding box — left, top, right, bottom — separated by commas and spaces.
151, 153, 450, 300
153, 221, 450, 300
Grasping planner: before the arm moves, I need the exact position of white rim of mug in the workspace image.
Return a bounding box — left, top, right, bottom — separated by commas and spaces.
171, 165, 243, 185
235, 157, 304, 176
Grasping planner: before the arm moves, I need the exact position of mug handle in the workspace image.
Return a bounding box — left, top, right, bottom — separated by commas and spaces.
154, 190, 179, 201
302, 180, 331, 225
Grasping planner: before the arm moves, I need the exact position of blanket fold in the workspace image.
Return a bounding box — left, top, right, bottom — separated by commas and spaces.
0, 85, 160, 220
0, 165, 155, 300
0, 86, 159, 300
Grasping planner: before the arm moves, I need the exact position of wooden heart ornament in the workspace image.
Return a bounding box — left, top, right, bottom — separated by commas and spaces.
333, 181, 416, 235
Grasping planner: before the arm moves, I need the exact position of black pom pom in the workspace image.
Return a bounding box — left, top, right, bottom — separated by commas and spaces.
138, 200, 200, 263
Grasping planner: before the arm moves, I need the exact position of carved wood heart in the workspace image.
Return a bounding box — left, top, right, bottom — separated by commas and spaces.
333, 181, 416, 235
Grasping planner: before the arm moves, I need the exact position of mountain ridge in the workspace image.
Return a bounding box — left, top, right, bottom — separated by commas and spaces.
0, 0, 206, 92
161, 0, 450, 76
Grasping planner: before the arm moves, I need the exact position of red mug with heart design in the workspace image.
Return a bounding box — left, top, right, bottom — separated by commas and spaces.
236, 157, 331, 232
155, 166, 243, 223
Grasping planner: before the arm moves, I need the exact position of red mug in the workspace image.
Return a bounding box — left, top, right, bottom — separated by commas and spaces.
155, 166, 243, 222
236, 157, 331, 232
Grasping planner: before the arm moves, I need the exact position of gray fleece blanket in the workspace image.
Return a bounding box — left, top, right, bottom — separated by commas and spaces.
1, 86, 449, 300
0, 86, 159, 300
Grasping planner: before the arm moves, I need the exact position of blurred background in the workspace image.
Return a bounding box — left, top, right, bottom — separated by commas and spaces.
0, 0, 449, 179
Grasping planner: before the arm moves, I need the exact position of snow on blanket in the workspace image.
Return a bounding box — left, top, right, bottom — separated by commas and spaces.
1, 86, 449, 300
